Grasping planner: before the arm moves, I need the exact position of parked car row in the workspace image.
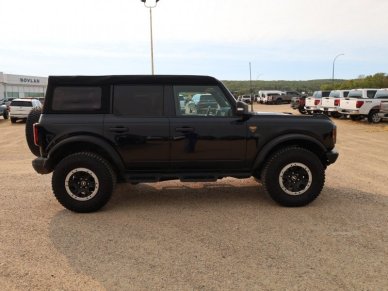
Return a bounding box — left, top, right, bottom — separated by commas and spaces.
238, 90, 306, 105
0, 98, 42, 122
291, 88, 388, 123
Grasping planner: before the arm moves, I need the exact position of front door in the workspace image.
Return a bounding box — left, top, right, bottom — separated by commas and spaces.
170, 85, 247, 171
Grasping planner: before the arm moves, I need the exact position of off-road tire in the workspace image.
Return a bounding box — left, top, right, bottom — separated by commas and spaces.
367, 110, 381, 123
262, 147, 325, 207
52, 152, 116, 213
25, 108, 42, 157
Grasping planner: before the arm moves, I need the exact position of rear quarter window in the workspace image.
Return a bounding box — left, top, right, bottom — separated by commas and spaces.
51, 87, 102, 112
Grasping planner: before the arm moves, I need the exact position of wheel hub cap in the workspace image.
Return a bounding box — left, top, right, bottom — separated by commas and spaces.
279, 163, 312, 195
65, 168, 99, 201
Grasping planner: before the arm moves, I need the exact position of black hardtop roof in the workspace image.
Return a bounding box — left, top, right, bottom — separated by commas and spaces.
48, 75, 220, 86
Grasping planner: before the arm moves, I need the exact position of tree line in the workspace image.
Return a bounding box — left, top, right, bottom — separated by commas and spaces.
222, 73, 387, 95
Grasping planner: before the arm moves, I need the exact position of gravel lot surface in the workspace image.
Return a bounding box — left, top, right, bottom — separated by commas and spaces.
1, 104, 388, 290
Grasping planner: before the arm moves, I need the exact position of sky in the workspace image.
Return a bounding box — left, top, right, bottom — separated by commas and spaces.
0, 0, 387, 80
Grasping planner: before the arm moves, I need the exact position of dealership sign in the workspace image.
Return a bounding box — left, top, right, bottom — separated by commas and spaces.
20, 78, 40, 84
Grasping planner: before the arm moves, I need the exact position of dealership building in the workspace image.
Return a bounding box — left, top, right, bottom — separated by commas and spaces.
0, 72, 48, 101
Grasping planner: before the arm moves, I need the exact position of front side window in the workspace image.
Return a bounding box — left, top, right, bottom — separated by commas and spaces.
113, 85, 163, 116
52, 86, 102, 111
173, 85, 232, 117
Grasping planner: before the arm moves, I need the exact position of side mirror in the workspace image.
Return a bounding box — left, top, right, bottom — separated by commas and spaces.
235, 101, 249, 115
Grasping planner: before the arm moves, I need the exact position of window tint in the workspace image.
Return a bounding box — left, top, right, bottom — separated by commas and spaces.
343, 91, 349, 97
113, 85, 163, 116
174, 85, 232, 117
10, 100, 32, 107
52, 87, 101, 111
367, 90, 377, 98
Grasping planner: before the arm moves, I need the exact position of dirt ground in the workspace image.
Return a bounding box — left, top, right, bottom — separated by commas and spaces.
0, 105, 387, 290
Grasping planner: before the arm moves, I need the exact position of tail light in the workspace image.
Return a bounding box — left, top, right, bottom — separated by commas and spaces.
356, 101, 364, 108
314, 99, 320, 105
334, 99, 340, 106
33, 123, 39, 146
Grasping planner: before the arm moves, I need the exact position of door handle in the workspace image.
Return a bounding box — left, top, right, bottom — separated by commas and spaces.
109, 126, 129, 133
175, 127, 195, 132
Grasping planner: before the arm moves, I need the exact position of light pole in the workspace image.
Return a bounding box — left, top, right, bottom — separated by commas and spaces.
332, 53, 344, 84
249, 62, 253, 111
141, 0, 159, 75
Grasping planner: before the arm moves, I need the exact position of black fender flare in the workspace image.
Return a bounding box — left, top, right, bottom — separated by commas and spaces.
252, 134, 327, 170
46, 135, 125, 172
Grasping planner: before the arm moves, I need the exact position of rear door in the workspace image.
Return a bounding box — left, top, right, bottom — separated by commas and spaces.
169, 85, 247, 171
104, 85, 170, 171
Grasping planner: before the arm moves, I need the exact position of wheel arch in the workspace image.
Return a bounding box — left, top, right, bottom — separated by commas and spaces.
252, 134, 327, 177
46, 136, 125, 178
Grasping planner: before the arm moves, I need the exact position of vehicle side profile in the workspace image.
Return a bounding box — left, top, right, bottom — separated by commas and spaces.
31, 75, 338, 212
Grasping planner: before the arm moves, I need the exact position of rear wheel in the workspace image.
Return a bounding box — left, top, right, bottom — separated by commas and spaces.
3, 110, 9, 119
298, 107, 307, 114
262, 147, 325, 207
368, 110, 381, 123
52, 152, 116, 213
25, 108, 42, 157
10, 117, 17, 123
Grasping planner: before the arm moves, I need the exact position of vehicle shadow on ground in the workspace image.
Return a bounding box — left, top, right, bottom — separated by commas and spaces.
49, 185, 388, 289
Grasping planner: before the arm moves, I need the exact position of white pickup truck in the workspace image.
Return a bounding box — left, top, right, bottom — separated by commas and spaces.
338, 88, 387, 123
317, 90, 350, 117
305, 91, 331, 114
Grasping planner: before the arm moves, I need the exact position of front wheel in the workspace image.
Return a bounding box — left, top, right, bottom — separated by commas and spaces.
52, 152, 116, 213
262, 147, 325, 207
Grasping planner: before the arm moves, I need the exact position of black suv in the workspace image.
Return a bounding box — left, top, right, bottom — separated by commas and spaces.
31, 75, 338, 212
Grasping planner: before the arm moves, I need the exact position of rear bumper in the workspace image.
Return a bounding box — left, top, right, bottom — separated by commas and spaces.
32, 157, 52, 174
338, 109, 360, 115
319, 107, 337, 112
326, 149, 339, 165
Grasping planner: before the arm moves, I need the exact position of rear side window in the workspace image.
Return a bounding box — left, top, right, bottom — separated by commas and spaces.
367, 90, 377, 98
374, 90, 388, 99
52, 87, 102, 111
10, 100, 32, 107
113, 85, 163, 116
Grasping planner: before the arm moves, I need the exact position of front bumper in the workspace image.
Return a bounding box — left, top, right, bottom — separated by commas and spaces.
326, 149, 339, 165
32, 157, 52, 174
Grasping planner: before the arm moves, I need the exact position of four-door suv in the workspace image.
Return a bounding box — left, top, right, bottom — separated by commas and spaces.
9, 98, 42, 123
31, 75, 338, 212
